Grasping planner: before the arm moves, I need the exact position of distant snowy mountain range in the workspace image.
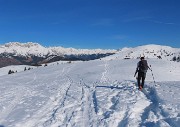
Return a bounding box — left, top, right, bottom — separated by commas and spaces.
0, 42, 116, 56
0, 42, 179, 68
0, 42, 116, 67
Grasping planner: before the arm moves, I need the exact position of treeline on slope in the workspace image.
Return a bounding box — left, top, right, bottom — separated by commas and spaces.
172, 56, 180, 62
0, 53, 115, 68
7, 61, 72, 75
8, 67, 33, 75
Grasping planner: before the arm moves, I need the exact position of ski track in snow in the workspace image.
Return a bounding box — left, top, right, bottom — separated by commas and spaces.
100, 60, 110, 83
0, 59, 180, 127
16, 64, 76, 127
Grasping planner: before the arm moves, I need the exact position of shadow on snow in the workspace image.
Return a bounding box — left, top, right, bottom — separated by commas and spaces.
140, 86, 179, 127
96, 85, 123, 89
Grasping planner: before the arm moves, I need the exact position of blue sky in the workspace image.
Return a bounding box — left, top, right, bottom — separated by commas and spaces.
0, 0, 180, 49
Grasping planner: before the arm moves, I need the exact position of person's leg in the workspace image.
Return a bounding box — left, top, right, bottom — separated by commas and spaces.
137, 73, 141, 88
138, 72, 144, 89
142, 72, 146, 88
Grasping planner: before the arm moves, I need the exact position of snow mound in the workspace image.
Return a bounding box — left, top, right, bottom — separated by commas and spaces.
104, 44, 180, 61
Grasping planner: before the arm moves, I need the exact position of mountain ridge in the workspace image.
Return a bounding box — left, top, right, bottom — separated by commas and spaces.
0, 42, 116, 67
0, 42, 180, 68
1, 42, 116, 56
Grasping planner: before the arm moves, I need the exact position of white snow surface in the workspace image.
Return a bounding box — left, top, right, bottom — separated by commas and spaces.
105, 44, 180, 61
0, 52, 180, 127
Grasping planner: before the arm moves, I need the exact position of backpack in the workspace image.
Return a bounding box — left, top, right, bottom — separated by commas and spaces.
138, 60, 148, 72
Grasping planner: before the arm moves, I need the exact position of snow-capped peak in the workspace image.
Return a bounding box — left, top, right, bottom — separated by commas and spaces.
0, 42, 117, 57
4, 42, 43, 48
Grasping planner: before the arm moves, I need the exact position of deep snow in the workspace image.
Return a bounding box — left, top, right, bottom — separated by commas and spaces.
0, 57, 180, 127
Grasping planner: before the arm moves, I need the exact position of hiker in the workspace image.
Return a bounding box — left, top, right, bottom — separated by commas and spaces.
134, 57, 151, 90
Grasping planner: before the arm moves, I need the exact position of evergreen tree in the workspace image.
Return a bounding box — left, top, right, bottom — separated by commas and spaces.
172, 56, 176, 61
8, 70, 12, 74
177, 56, 180, 62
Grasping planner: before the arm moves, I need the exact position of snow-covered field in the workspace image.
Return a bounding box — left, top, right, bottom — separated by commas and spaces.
0, 57, 180, 127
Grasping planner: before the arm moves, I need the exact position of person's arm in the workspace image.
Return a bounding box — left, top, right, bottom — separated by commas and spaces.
134, 62, 139, 77
134, 69, 138, 77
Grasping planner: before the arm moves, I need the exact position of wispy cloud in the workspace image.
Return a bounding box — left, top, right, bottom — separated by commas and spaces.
122, 16, 152, 23
165, 22, 175, 25
92, 18, 114, 26
147, 19, 176, 25
122, 16, 176, 25
112, 35, 127, 40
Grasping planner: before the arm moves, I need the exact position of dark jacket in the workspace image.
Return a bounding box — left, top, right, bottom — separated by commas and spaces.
134, 60, 150, 76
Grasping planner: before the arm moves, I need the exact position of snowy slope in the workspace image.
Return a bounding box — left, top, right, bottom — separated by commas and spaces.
104, 44, 180, 61
0, 57, 180, 127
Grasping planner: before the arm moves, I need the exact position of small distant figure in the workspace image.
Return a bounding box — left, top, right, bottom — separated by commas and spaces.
8, 70, 14, 74
134, 57, 151, 90
8, 70, 12, 74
